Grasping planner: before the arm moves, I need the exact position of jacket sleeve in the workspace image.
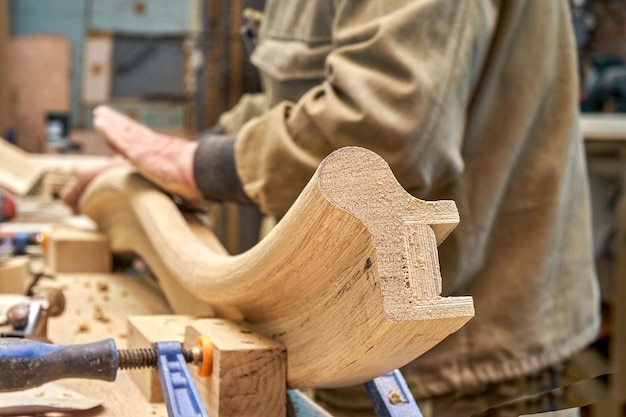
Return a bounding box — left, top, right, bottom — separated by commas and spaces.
218, 93, 267, 134
235, 1, 494, 216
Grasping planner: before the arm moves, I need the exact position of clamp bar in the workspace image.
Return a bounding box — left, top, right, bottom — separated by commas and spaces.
364, 369, 423, 417
156, 341, 209, 417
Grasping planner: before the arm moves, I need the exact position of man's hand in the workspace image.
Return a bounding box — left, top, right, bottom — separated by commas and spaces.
60, 155, 131, 214
61, 106, 204, 214
93, 105, 202, 203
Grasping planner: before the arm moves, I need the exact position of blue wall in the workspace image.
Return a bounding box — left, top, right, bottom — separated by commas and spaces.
8, 0, 199, 129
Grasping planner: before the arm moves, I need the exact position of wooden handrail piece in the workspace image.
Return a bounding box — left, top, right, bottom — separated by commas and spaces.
81, 146, 474, 388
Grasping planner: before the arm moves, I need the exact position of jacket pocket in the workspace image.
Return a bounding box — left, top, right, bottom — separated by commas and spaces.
251, 38, 331, 105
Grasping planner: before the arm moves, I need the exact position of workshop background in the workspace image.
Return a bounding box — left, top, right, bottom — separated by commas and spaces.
0, 0, 266, 254
1, 0, 626, 416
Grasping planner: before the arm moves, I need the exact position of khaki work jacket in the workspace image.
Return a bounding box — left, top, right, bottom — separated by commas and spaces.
232, 0, 600, 398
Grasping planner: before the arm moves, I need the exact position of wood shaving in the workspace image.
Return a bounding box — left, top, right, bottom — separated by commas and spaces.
93, 305, 111, 323
76, 323, 90, 333
388, 387, 408, 405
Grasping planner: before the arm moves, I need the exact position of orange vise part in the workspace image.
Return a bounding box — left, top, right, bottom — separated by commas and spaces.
196, 336, 213, 377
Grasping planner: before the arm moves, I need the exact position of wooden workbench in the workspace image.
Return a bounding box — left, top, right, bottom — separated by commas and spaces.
35, 272, 173, 416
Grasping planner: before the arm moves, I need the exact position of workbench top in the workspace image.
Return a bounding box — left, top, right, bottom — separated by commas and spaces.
3, 271, 175, 416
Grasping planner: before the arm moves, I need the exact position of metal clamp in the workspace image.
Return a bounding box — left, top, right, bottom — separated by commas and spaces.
156, 341, 209, 417
288, 369, 423, 417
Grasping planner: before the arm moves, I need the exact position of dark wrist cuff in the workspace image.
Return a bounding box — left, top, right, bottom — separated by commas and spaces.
192, 133, 255, 206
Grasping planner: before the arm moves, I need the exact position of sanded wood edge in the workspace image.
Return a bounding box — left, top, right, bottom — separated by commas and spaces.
316, 147, 467, 322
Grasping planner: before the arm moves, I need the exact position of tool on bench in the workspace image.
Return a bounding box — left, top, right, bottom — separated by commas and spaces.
0, 287, 65, 341
0, 190, 16, 223
1, 232, 47, 256
0, 231, 48, 257
0, 336, 427, 417
0, 337, 212, 417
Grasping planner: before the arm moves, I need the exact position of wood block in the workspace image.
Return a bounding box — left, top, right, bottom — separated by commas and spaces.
46, 227, 111, 273
185, 319, 286, 417
0, 256, 30, 294
127, 314, 196, 402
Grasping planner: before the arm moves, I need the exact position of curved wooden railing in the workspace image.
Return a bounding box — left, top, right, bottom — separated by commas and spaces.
81, 146, 474, 389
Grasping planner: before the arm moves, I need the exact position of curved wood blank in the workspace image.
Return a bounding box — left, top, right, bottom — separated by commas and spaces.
80, 146, 474, 389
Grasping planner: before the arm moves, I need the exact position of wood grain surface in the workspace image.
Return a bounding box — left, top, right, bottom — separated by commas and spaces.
0, 272, 173, 416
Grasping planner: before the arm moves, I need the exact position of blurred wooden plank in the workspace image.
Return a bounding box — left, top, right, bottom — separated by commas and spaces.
8, 34, 71, 152
0, 140, 44, 195
0, 0, 9, 134
229, 0, 244, 108
203, 0, 265, 253
204, 0, 225, 127
203, 0, 263, 128
0, 256, 30, 294
46, 227, 111, 274
581, 113, 626, 141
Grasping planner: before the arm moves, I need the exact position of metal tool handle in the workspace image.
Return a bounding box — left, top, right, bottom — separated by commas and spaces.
0, 338, 118, 392
156, 341, 209, 417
